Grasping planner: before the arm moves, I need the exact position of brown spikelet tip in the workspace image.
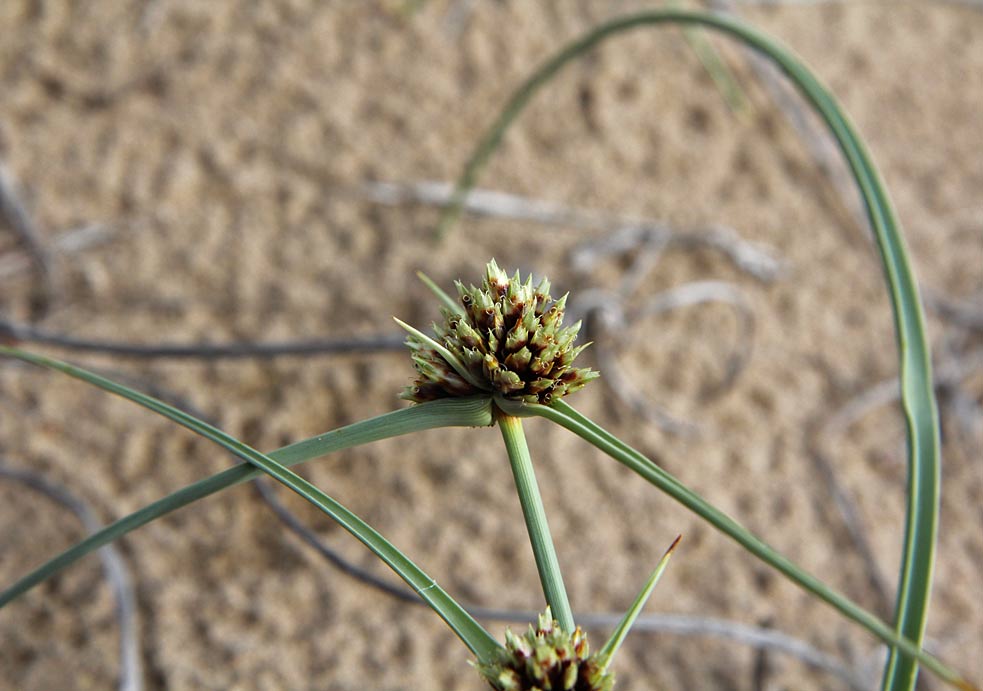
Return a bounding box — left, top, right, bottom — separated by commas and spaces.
476, 608, 614, 691
400, 259, 598, 404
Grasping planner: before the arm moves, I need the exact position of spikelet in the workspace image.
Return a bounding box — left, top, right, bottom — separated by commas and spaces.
401, 260, 599, 404
475, 608, 614, 691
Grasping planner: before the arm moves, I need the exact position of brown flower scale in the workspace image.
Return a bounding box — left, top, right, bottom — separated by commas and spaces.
402, 260, 599, 404
476, 608, 614, 691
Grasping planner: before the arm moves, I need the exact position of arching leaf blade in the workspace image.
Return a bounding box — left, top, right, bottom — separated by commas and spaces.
0, 345, 499, 660
439, 11, 943, 691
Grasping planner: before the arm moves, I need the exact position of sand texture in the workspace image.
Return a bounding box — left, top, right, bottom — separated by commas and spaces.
0, 2, 981, 690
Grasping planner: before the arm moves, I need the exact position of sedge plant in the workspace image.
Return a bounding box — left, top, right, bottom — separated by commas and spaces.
0, 9, 977, 691
0, 256, 972, 690
0, 263, 682, 689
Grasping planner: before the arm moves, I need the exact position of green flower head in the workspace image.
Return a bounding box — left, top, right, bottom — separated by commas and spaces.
476, 608, 614, 691
401, 260, 599, 405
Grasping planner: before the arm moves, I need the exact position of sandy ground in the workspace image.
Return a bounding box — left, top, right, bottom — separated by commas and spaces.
0, 2, 980, 690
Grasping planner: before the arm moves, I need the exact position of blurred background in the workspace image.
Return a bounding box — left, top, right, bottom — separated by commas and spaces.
0, 2, 980, 689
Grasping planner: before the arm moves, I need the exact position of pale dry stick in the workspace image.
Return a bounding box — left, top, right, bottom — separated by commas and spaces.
569, 222, 760, 401
710, 0, 869, 236
631, 280, 756, 401
0, 163, 55, 310
923, 290, 983, 333
570, 225, 672, 300
572, 282, 757, 437
566, 228, 702, 435
362, 180, 786, 282
0, 463, 142, 691
0, 222, 119, 282
675, 225, 788, 284
823, 349, 983, 439
806, 348, 983, 612
572, 287, 698, 436
569, 225, 655, 270
442, 0, 477, 37
0, 316, 405, 360
568, 222, 785, 285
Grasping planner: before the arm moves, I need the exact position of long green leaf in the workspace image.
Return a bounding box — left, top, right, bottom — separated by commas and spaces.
0, 371, 492, 606
394, 316, 490, 391
437, 11, 943, 691
417, 270, 465, 316
0, 346, 500, 660
598, 534, 681, 667
497, 397, 969, 690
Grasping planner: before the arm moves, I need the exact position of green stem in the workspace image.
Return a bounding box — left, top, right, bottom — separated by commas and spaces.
437, 11, 944, 691
496, 409, 575, 633
518, 398, 969, 691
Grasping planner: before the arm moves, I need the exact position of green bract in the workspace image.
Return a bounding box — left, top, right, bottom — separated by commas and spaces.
401, 260, 599, 404
477, 608, 614, 691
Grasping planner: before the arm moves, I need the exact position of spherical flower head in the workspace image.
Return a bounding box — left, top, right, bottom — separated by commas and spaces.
401, 260, 599, 404
476, 608, 614, 691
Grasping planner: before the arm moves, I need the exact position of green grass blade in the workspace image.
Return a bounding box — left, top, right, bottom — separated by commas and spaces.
417, 270, 465, 316
598, 534, 681, 668
497, 411, 574, 633
393, 317, 490, 391
437, 11, 943, 691
823, 82, 940, 691
0, 403, 493, 611
0, 393, 491, 609
0, 345, 501, 660
495, 397, 970, 690
670, 1, 749, 117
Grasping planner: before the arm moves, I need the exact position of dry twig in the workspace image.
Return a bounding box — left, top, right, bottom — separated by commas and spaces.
364, 180, 786, 282
807, 348, 983, 611
0, 318, 405, 360
0, 222, 119, 283
0, 164, 55, 312
0, 462, 142, 691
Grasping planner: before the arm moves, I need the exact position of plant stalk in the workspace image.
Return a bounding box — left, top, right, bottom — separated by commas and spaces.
522, 398, 972, 691
437, 11, 944, 691
496, 409, 575, 633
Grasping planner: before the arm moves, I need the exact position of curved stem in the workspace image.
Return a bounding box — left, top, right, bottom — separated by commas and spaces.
497, 410, 575, 632
516, 398, 967, 690
438, 11, 943, 691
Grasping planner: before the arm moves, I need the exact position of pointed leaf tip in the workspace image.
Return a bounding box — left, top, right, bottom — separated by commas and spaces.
598, 534, 680, 668
416, 271, 464, 316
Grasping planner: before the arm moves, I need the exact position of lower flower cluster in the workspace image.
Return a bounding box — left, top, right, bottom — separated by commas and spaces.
476, 609, 614, 691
